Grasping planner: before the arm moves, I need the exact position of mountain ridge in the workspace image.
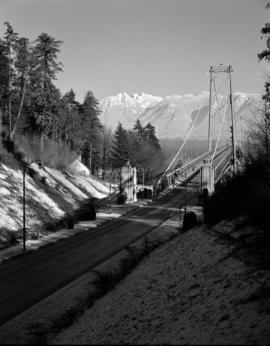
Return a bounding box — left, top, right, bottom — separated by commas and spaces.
99, 91, 262, 140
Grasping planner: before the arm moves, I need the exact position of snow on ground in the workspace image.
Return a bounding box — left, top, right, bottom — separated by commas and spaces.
41, 166, 88, 200
52, 225, 270, 345
65, 158, 90, 177
0, 163, 64, 231
0, 161, 110, 237
66, 173, 109, 199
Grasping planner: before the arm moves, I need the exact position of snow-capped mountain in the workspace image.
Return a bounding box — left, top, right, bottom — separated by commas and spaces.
99, 92, 163, 131
99, 91, 262, 140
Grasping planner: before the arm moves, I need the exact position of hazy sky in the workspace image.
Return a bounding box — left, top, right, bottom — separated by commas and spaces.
0, 0, 269, 102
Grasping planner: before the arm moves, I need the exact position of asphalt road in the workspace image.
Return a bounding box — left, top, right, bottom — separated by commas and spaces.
0, 186, 198, 326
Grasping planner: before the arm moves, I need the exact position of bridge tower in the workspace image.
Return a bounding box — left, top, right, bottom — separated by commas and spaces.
120, 160, 137, 203
208, 64, 237, 173
208, 66, 213, 151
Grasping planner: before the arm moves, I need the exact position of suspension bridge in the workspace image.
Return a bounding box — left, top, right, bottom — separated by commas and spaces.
154, 64, 241, 197
0, 64, 245, 328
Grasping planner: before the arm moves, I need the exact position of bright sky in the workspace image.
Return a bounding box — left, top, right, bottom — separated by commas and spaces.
0, 0, 269, 102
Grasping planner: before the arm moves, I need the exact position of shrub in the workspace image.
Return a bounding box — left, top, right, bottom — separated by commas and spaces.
3, 138, 15, 153
117, 193, 127, 204
0, 228, 18, 247
1, 130, 6, 140
183, 211, 198, 231
67, 217, 74, 229
29, 233, 39, 240
13, 151, 25, 162
44, 222, 57, 232
204, 157, 270, 229
27, 166, 37, 178
40, 176, 47, 185
73, 200, 96, 221
203, 157, 270, 270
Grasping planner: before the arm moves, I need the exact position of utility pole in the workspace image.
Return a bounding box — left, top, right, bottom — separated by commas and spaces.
184, 172, 187, 217
22, 160, 43, 252
228, 65, 237, 173
240, 116, 245, 167
22, 163, 26, 252
109, 162, 112, 214
208, 66, 213, 152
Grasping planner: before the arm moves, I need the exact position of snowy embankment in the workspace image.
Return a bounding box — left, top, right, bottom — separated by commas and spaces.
0, 158, 110, 244
51, 224, 270, 345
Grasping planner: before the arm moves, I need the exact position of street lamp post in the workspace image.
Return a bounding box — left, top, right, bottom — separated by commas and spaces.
22, 160, 43, 252
184, 172, 187, 217
109, 162, 112, 214
22, 162, 26, 252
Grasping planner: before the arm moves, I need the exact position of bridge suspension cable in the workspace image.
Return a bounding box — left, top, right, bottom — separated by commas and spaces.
159, 71, 229, 182
155, 79, 210, 191
155, 64, 236, 194
210, 78, 230, 165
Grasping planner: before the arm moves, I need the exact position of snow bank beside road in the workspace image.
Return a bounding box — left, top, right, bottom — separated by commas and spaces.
0, 161, 110, 244
0, 163, 64, 231
53, 225, 270, 345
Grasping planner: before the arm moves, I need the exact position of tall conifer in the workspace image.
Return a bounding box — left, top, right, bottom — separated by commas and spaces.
111, 122, 129, 168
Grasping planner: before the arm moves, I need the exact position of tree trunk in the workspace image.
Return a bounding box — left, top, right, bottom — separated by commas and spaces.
0, 108, 2, 136
40, 134, 45, 162
8, 46, 11, 139
11, 76, 27, 140
102, 145, 106, 180
89, 142, 92, 174
265, 116, 270, 159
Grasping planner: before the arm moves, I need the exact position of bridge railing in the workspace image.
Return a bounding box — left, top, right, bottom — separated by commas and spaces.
154, 144, 231, 195
167, 144, 230, 179
214, 152, 233, 183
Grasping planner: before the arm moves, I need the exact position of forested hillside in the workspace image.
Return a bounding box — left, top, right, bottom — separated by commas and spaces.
0, 22, 164, 182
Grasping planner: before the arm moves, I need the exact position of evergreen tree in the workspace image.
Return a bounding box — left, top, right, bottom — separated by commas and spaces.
129, 120, 161, 183
28, 33, 63, 137
0, 23, 106, 175
258, 7, 270, 106
0, 38, 9, 129
31, 33, 63, 88
111, 122, 129, 168
3, 22, 18, 137
79, 91, 102, 172
62, 89, 79, 111
14, 37, 30, 94
258, 2, 270, 159
80, 91, 102, 140
58, 89, 80, 148
144, 122, 161, 150
11, 37, 30, 138
133, 119, 145, 139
